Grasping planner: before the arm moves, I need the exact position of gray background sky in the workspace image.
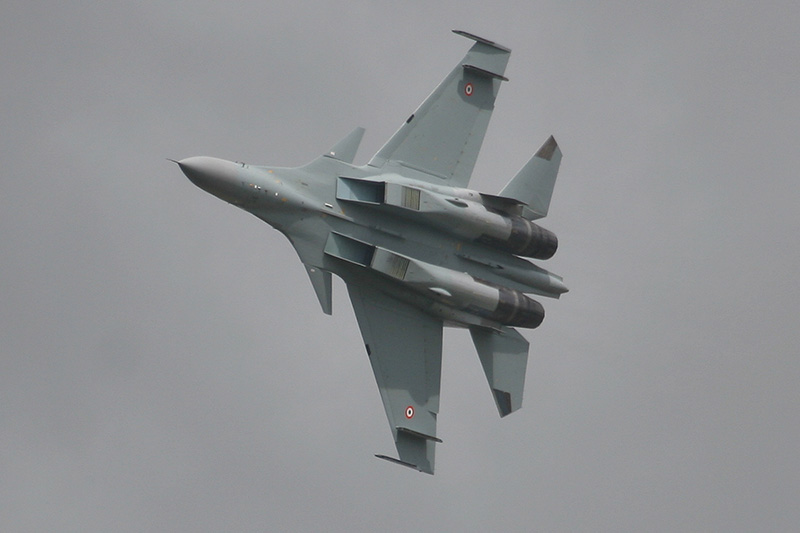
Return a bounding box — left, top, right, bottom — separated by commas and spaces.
2, 2, 798, 531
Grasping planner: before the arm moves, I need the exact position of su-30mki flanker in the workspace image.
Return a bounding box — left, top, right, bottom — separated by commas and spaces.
175, 30, 566, 474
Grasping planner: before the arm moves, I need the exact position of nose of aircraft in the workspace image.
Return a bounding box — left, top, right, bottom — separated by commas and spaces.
175, 156, 242, 203
176, 156, 238, 189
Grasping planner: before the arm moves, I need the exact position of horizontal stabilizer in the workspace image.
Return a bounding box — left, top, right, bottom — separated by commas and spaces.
470, 326, 530, 417
499, 136, 562, 220
324, 127, 365, 164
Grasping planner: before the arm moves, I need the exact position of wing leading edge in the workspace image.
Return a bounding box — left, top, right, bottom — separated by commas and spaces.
346, 283, 443, 474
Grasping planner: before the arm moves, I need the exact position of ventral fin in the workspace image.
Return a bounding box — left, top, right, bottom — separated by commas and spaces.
304, 265, 332, 315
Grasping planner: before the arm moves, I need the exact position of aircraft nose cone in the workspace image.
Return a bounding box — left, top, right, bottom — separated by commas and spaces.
176, 156, 242, 203
176, 156, 236, 188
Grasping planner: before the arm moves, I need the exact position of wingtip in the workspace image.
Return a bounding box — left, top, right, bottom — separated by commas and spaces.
325, 127, 366, 164
535, 136, 559, 161
451, 29, 511, 53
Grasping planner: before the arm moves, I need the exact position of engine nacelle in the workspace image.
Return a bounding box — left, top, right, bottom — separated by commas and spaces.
381, 182, 558, 260
337, 177, 559, 260
498, 286, 545, 328
324, 233, 548, 329
481, 216, 558, 260
481, 285, 545, 329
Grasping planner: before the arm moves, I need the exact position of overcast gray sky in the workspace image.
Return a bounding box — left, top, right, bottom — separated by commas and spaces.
2, 1, 799, 531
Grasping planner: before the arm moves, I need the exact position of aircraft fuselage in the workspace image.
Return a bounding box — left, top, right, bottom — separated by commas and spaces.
176, 30, 567, 473
178, 154, 565, 331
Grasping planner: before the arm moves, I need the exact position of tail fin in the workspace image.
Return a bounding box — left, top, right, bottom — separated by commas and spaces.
470, 326, 530, 417
499, 136, 562, 220
324, 127, 365, 164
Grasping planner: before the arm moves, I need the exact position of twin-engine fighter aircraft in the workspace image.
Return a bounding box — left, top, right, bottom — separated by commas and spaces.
176, 30, 566, 474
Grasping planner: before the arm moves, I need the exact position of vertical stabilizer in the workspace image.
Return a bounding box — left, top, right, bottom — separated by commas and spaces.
324, 127, 365, 164
470, 326, 530, 417
499, 136, 562, 220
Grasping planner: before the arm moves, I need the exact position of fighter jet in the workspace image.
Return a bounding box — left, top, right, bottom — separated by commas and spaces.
175, 30, 566, 474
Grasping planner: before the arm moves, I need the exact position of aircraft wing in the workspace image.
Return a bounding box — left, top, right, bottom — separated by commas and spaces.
368, 30, 511, 188
346, 283, 443, 474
